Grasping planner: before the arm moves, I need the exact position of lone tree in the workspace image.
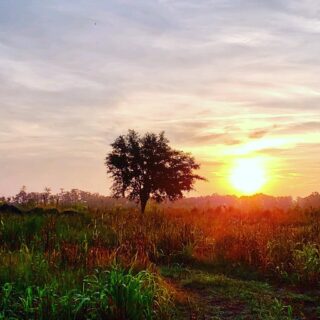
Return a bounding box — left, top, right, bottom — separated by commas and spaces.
105, 130, 205, 213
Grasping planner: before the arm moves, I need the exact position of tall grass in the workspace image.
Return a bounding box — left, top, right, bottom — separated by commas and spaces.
0, 204, 319, 318
0, 265, 172, 320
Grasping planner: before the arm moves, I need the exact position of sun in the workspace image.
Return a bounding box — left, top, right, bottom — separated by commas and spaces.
230, 157, 267, 194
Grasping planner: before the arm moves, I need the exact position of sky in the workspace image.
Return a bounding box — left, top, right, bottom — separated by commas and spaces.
0, 0, 319, 197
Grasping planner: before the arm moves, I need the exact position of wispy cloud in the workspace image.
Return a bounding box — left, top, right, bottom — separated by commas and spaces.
0, 0, 319, 196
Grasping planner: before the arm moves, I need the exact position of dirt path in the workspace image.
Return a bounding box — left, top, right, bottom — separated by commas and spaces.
161, 266, 320, 320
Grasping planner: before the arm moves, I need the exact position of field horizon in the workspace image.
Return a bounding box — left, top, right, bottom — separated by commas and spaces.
1, 0, 320, 318
1, 191, 320, 319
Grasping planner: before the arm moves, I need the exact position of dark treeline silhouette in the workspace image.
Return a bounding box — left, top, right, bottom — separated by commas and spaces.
165, 192, 320, 211
1, 187, 320, 212
297, 192, 320, 209
0, 186, 132, 210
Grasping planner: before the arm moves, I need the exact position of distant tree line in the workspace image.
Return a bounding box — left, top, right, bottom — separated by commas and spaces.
0, 186, 132, 210
1, 187, 320, 212
163, 192, 320, 211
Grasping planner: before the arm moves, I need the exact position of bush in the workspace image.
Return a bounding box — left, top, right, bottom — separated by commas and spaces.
0, 203, 22, 214
292, 243, 320, 284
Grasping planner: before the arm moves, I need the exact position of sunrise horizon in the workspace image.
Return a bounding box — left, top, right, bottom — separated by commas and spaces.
2, 183, 319, 200
1, 1, 320, 199
1, 2, 320, 318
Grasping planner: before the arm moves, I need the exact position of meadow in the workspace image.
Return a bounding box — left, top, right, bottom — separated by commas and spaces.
0, 197, 319, 319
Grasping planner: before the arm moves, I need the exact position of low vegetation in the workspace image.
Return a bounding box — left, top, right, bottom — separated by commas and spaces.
0, 197, 319, 319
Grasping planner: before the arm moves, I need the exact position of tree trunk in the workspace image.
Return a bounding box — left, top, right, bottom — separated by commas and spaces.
140, 194, 149, 214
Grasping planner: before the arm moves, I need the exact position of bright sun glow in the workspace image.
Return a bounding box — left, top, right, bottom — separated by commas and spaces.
230, 158, 267, 194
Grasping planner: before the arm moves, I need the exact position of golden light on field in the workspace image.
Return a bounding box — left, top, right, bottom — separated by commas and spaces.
230, 157, 267, 194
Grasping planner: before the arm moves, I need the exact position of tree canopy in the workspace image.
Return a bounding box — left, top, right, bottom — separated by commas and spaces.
105, 130, 205, 213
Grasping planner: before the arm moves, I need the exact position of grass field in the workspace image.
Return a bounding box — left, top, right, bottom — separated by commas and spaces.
0, 202, 319, 319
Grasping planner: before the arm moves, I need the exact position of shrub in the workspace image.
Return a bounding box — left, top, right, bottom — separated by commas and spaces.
292, 243, 320, 284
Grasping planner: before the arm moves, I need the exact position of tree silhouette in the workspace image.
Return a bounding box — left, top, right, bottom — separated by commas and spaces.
105, 130, 205, 213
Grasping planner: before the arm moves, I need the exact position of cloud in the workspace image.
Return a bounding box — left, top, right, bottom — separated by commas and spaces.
278, 121, 320, 134
191, 133, 226, 144
190, 133, 242, 146
249, 130, 269, 139
0, 0, 320, 196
